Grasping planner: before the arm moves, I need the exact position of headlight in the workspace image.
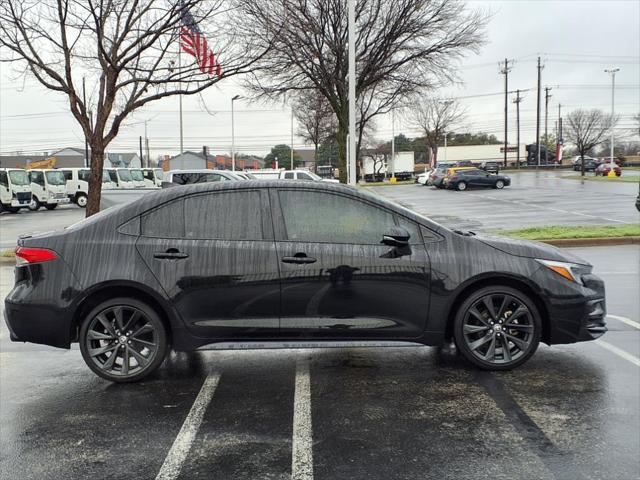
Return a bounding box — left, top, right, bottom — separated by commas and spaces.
536, 259, 592, 284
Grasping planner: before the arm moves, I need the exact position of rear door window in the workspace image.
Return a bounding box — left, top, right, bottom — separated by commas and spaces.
184, 191, 263, 240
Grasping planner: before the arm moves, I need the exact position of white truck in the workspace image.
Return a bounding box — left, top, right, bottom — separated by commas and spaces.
129, 168, 148, 188
363, 152, 415, 182
59, 168, 117, 207
142, 168, 164, 188
0, 168, 32, 213
28, 169, 70, 210
251, 168, 339, 183
104, 168, 136, 189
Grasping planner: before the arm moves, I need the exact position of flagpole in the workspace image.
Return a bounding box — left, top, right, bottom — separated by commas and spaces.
179, 46, 184, 156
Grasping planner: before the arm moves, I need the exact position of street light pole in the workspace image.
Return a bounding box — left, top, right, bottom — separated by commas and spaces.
231, 95, 241, 171
291, 105, 294, 170
605, 68, 619, 162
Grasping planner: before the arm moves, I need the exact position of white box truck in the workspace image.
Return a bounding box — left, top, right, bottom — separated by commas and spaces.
0, 168, 32, 213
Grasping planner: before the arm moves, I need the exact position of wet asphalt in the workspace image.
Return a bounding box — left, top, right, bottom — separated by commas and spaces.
1, 172, 639, 480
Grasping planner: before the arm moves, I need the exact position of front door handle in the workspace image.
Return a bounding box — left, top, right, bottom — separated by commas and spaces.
282, 253, 317, 264
154, 248, 189, 260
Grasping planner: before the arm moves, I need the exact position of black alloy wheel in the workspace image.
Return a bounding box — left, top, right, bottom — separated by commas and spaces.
79, 297, 168, 382
454, 286, 541, 370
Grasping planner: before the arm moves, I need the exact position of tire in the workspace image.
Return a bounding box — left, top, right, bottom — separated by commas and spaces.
45, 203, 57, 210
456, 181, 467, 191
453, 286, 541, 370
495, 180, 505, 189
75, 193, 88, 208
29, 197, 41, 211
8, 207, 20, 213
79, 297, 169, 383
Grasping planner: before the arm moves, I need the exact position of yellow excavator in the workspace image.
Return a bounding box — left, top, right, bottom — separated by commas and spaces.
26, 157, 57, 169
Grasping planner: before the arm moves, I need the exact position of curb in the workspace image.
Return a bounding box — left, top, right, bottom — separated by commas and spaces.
536, 236, 640, 247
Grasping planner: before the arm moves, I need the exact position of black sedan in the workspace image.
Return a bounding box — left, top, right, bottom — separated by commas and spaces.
5, 181, 606, 382
445, 169, 511, 191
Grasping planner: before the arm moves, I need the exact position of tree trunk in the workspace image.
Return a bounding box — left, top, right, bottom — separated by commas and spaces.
86, 146, 105, 217
580, 153, 585, 177
336, 119, 348, 183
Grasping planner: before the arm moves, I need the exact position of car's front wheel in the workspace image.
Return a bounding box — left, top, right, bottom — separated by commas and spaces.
456, 181, 467, 191
79, 297, 169, 382
453, 286, 541, 370
75, 193, 88, 208
495, 180, 505, 189
29, 198, 41, 211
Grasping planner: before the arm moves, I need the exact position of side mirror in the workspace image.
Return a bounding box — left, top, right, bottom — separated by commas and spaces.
382, 225, 410, 247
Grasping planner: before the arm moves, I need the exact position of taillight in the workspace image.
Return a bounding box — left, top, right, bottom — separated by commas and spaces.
15, 246, 59, 265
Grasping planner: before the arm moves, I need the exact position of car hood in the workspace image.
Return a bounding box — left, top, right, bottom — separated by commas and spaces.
472, 233, 590, 265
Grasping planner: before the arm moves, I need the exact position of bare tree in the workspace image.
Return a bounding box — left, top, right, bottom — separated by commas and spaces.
238, 0, 487, 182
565, 109, 617, 176
293, 90, 336, 166
0, 0, 267, 215
408, 97, 465, 165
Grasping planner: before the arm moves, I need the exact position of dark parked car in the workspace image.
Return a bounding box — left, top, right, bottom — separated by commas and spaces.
445, 169, 511, 191
480, 161, 500, 174
573, 158, 601, 172
5, 181, 606, 382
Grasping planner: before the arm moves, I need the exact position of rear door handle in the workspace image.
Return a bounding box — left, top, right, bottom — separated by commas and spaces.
282, 254, 317, 264
154, 249, 189, 260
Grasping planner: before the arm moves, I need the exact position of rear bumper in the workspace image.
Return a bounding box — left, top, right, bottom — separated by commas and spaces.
4, 301, 73, 348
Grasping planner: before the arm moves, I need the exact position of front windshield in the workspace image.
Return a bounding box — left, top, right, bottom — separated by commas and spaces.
8, 170, 30, 185
117, 169, 133, 182
45, 170, 66, 185
130, 169, 144, 181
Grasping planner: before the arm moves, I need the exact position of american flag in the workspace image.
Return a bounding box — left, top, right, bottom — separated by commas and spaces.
179, 6, 221, 76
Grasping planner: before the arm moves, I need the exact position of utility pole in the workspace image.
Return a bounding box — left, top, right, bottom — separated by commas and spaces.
144, 120, 149, 168
544, 87, 552, 164
82, 77, 89, 168
513, 89, 523, 168
202, 146, 208, 168
500, 58, 513, 168
291, 105, 294, 170
558, 103, 563, 165
535, 57, 543, 167
390, 109, 395, 179
231, 95, 241, 171
139, 136, 143, 168
605, 68, 620, 162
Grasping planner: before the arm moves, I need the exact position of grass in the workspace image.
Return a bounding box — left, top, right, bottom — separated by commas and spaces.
563, 174, 640, 183
360, 180, 416, 186
1, 249, 15, 258
496, 224, 640, 241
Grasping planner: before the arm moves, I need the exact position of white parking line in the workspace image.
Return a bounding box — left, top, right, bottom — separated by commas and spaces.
292, 357, 314, 480
607, 315, 640, 330
596, 340, 640, 367
155, 373, 220, 480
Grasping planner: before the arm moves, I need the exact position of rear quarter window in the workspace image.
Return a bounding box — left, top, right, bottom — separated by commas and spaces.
140, 199, 185, 238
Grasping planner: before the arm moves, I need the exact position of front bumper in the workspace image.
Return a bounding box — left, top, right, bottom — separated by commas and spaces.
46, 196, 70, 204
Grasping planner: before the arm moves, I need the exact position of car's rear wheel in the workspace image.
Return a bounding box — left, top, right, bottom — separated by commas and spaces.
453, 286, 541, 370
79, 297, 168, 382
495, 180, 505, 189
456, 181, 467, 191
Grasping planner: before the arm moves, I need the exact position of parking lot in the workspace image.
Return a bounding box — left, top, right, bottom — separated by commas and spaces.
368, 170, 640, 231
1, 174, 639, 480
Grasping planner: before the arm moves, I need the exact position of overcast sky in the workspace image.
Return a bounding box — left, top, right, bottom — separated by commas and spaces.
0, 0, 638, 159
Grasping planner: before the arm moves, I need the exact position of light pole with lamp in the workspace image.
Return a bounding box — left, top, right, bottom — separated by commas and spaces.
231, 94, 242, 171
604, 68, 619, 164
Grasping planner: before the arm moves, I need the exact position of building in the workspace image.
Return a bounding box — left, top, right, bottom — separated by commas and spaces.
106, 152, 141, 168
0, 153, 49, 169
160, 151, 262, 171
294, 148, 317, 169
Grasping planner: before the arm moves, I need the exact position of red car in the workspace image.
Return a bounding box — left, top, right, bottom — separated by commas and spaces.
595, 163, 622, 177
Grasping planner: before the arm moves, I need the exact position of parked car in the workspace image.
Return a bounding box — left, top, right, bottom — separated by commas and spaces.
162, 169, 243, 187
595, 163, 621, 177
445, 168, 511, 191
28, 169, 70, 210
572, 155, 598, 166
480, 161, 500, 174
456, 160, 474, 167
234, 172, 257, 180
429, 163, 457, 188
572, 158, 601, 172
416, 172, 429, 185
5, 181, 607, 382
0, 168, 32, 213
253, 168, 340, 183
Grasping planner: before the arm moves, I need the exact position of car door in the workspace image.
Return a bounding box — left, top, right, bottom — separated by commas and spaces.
136, 188, 281, 339
272, 188, 430, 339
